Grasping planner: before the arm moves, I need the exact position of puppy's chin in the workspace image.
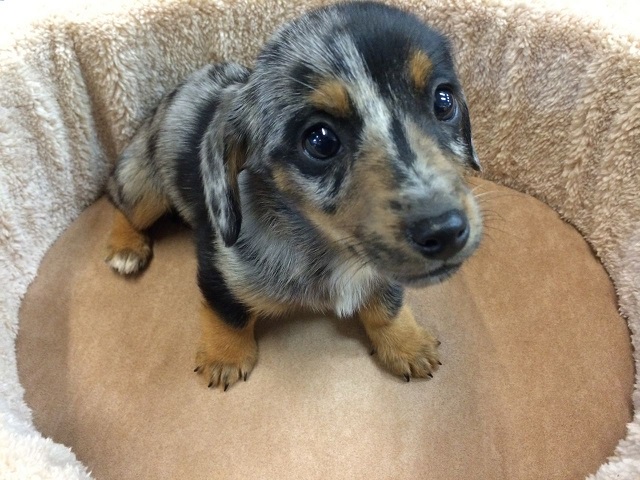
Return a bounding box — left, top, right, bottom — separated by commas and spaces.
390, 263, 461, 287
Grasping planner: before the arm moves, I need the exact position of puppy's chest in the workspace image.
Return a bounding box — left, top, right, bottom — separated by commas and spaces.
323, 261, 379, 317
283, 261, 379, 317
226, 239, 379, 318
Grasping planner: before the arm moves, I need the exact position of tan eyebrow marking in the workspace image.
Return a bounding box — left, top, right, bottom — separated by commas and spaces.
309, 79, 352, 117
408, 50, 433, 90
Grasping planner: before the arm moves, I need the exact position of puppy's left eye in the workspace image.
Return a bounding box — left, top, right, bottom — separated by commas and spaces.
434, 87, 458, 121
302, 124, 341, 160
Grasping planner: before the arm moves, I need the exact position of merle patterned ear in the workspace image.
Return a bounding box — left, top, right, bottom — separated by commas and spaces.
200, 90, 246, 247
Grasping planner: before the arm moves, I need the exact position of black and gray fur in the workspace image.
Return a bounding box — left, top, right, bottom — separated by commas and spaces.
108, 2, 482, 342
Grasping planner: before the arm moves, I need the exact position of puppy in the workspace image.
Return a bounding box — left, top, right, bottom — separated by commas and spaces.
106, 1, 483, 391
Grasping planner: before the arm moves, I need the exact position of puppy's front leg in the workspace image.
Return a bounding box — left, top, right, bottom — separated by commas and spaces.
359, 286, 440, 381
195, 303, 258, 391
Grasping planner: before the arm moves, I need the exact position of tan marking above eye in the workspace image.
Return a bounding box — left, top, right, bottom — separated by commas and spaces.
309, 79, 352, 117
408, 50, 433, 91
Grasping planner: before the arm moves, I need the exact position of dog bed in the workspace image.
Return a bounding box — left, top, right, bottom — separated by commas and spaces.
1, 0, 639, 479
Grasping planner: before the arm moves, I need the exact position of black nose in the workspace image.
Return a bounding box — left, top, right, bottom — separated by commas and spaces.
409, 210, 470, 260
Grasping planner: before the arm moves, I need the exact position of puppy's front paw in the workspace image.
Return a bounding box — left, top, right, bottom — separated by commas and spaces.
105, 246, 152, 275
105, 209, 152, 275
372, 323, 440, 380
195, 305, 258, 391
361, 304, 440, 381
194, 340, 258, 391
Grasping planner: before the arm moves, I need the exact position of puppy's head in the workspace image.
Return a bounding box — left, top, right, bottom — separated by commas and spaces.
221, 1, 483, 286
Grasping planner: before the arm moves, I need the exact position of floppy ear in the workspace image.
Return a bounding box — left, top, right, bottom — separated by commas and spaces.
467, 137, 482, 172
459, 98, 482, 172
200, 89, 247, 247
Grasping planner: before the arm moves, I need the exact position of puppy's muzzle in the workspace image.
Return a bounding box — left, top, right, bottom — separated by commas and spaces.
408, 209, 470, 260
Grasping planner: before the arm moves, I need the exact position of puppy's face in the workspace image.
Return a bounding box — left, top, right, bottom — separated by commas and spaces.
236, 2, 482, 286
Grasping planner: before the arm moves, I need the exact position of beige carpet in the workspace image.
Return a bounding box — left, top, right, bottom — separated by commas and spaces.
17, 180, 634, 480
1, 0, 639, 478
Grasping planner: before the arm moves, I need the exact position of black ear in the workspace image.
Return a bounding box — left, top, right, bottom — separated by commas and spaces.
200, 88, 247, 247
468, 139, 482, 172
459, 97, 482, 172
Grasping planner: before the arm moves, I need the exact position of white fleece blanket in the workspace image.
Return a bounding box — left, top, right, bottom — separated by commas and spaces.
0, 0, 638, 478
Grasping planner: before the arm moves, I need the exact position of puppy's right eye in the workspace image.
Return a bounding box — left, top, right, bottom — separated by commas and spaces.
434, 86, 458, 121
302, 124, 341, 160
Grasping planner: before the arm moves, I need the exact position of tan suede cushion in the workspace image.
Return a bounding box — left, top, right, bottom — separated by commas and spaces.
17, 180, 633, 480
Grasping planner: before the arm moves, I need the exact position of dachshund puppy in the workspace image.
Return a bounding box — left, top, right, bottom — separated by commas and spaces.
106, 1, 483, 390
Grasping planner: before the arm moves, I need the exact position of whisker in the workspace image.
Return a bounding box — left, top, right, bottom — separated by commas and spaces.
480, 209, 507, 223
284, 74, 318, 93
475, 191, 523, 202
482, 224, 522, 240
480, 232, 496, 245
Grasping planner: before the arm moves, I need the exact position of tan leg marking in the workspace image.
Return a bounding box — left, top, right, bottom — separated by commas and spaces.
106, 194, 167, 275
359, 302, 440, 380
195, 303, 258, 391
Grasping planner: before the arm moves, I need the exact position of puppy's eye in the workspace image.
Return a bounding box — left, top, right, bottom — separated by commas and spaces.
302, 124, 341, 160
434, 87, 457, 121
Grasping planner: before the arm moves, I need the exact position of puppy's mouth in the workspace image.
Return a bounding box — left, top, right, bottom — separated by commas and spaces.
391, 263, 461, 286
